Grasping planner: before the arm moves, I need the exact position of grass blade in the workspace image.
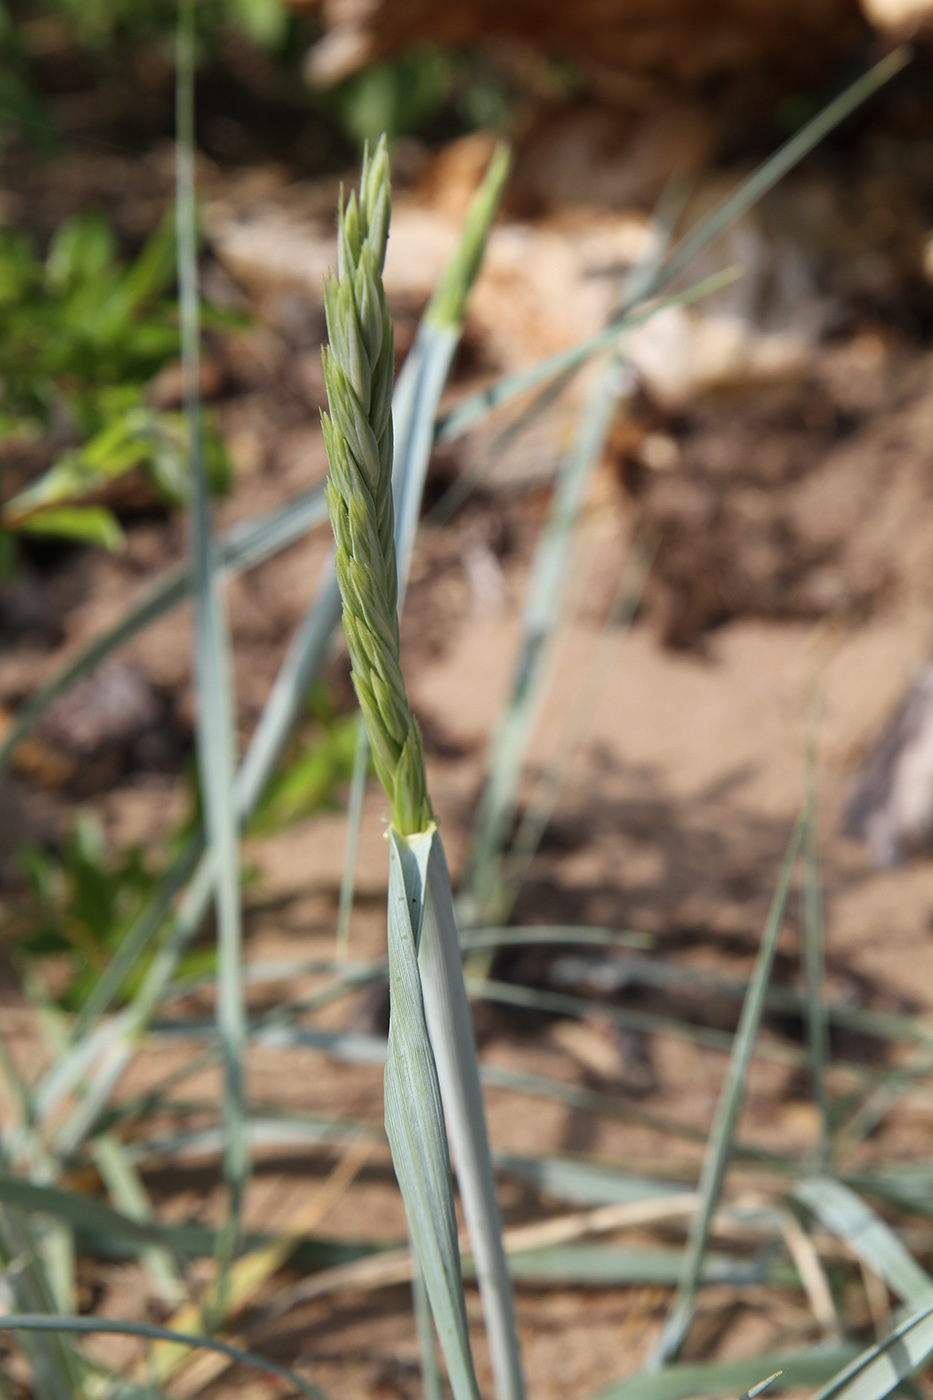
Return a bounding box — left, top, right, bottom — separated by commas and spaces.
803, 698, 832, 1169
653, 48, 909, 297
0, 1314, 332, 1400
0, 1202, 86, 1400
460, 187, 684, 924
593, 1349, 857, 1400
0, 485, 327, 779
176, 1, 247, 1276
416, 829, 525, 1400
385, 831, 481, 1400
461, 348, 627, 923
810, 1303, 933, 1400
0, 1174, 189, 1257
469, 976, 812, 1068
412, 1242, 445, 1400
435, 268, 739, 444
496, 531, 657, 920
502, 1243, 787, 1287
649, 806, 809, 1367
493, 1156, 693, 1208
794, 1177, 933, 1310
91, 1134, 183, 1302
438, 50, 908, 446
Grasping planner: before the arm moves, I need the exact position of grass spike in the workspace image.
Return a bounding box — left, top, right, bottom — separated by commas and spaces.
323, 136, 432, 837
324, 138, 524, 1400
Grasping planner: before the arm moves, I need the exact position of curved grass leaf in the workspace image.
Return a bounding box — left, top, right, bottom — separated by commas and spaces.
593, 1349, 857, 1400
810, 1303, 933, 1400
384, 829, 481, 1400
176, 5, 247, 1274
437, 50, 908, 447
651, 806, 809, 1367
794, 1177, 933, 1310
501, 1242, 792, 1288
0, 1313, 331, 1400
435, 268, 738, 445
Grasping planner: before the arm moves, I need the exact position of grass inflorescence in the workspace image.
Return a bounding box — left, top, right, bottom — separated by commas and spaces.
322, 137, 433, 837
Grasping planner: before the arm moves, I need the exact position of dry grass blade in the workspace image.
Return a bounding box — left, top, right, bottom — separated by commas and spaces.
781, 1210, 840, 1337
262, 1191, 705, 1310
149, 1140, 372, 1394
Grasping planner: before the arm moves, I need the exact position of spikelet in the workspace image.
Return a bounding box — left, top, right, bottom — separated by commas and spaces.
322, 136, 433, 836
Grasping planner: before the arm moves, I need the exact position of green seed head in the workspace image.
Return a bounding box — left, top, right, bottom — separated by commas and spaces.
322, 136, 433, 836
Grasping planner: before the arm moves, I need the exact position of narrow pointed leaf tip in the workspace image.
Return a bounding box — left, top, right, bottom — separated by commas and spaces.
426, 142, 512, 332
322, 135, 433, 836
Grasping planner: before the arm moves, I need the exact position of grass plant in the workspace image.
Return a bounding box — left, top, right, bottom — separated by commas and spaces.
6, 34, 933, 1400
322, 135, 523, 1400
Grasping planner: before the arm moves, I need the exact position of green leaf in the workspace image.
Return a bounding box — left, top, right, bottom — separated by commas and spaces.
810, 1304, 933, 1400
384, 828, 482, 1400
592, 1349, 858, 1400
248, 713, 359, 834
13, 506, 125, 551
176, 0, 247, 1285
500, 1243, 788, 1287
415, 827, 525, 1400
45, 213, 116, 296
794, 1177, 933, 1310
227, 0, 287, 45
651, 806, 809, 1366
0, 1313, 332, 1400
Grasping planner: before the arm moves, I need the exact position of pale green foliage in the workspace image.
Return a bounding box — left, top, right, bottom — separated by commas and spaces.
425, 142, 511, 332
323, 137, 433, 836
